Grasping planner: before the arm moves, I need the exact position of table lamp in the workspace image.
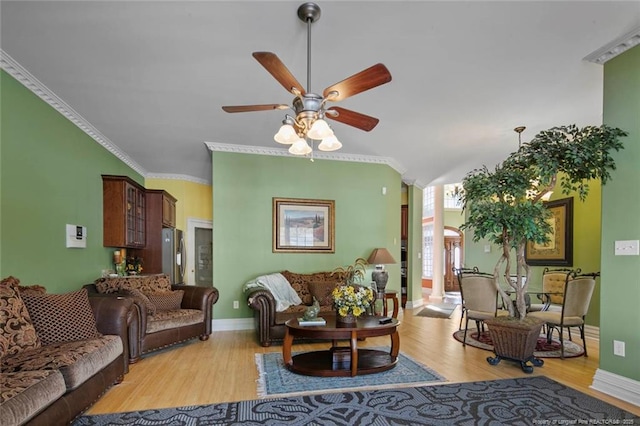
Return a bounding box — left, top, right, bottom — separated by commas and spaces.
367, 248, 397, 297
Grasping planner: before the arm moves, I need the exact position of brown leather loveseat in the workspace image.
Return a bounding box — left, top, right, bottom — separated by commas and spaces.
84, 275, 219, 363
244, 270, 348, 347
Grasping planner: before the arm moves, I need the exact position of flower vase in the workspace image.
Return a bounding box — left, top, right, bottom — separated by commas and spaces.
336, 312, 357, 327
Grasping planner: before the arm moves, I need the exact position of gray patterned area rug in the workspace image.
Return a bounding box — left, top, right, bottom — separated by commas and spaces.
73, 377, 638, 425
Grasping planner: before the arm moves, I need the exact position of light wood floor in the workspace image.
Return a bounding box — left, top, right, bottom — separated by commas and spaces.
87, 304, 640, 416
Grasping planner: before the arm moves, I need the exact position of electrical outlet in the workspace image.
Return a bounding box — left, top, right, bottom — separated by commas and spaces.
613, 340, 625, 357
233, 300, 239, 309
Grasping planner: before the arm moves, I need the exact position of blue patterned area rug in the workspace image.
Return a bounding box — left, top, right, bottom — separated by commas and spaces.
255, 348, 446, 398
73, 376, 638, 425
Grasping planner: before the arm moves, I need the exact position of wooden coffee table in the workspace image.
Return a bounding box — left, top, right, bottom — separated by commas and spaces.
283, 315, 400, 377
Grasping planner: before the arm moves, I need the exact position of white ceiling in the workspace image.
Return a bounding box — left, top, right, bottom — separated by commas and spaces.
2, 1, 639, 187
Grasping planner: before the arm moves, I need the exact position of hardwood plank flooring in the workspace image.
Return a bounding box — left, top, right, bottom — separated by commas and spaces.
87, 305, 640, 416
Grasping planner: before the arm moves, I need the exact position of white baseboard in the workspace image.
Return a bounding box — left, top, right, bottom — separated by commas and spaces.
591, 369, 640, 406
405, 298, 424, 310
212, 318, 254, 331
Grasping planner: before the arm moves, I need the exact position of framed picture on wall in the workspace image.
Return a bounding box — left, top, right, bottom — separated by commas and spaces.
273, 197, 335, 253
525, 197, 574, 266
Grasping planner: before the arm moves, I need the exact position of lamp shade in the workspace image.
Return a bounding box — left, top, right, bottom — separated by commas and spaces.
318, 135, 342, 151
367, 248, 396, 266
274, 124, 298, 144
288, 139, 312, 155
307, 119, 333, 140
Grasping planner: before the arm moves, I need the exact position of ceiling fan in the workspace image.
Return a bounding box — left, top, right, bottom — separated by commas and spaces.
222, 2, 392, 155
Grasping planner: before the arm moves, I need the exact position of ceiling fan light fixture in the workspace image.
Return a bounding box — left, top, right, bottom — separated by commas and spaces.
274, 122, 298, 144
221, 2, 392, 159
318, 135, 342, 151
289, 139, 312, 155
307, 118, 333, 140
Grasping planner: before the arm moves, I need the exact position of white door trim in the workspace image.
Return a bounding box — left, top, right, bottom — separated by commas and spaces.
186, 217, 213, 286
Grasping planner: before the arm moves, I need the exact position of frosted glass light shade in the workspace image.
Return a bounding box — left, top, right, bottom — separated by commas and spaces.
274, 124, 298, 144
289, 139, 312, 155
318, 135, 342, 151
306, 119, 333, 140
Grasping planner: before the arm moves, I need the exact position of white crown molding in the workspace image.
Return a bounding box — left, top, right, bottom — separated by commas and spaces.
145, 173, 210, 186
1, 50, 149, 178
584, 26, 640, 64
204, 141, 408, 176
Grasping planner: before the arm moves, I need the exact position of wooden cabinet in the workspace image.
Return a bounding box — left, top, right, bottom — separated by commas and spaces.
136, 189, 177, 274
161, 192, 177, 228
102, 175, 146, 248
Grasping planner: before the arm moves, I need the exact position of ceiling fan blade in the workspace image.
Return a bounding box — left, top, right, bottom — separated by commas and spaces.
252, 52, 306, 96
323, 63, 392, 102
326, 107, 380, 132
222, 104, 289, 113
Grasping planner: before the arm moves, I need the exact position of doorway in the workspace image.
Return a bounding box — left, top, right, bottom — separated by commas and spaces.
187, 218, 213, 286
443, 227, 463, 292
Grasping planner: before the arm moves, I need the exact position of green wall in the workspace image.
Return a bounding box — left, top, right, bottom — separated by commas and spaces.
0, 71, 143, 292
211, 152, 402, 319
600, 45, 640, 380
407, 184, 423, 305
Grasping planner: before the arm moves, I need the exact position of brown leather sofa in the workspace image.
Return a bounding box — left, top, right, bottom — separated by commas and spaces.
1, 279, 133, 426
84, 276, 219, 362
245, 270, 347, 347
25, 297, 133, 426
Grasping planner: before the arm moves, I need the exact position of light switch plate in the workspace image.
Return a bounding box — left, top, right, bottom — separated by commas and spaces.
614, 240, 639, 256
66, 224, 87, 248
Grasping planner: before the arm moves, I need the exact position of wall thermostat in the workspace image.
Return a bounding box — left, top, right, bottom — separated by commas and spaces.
66, 224, 87, 248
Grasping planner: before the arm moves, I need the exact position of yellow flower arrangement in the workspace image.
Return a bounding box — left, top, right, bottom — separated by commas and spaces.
126, 256, 143, 275
332, 284, 374, 317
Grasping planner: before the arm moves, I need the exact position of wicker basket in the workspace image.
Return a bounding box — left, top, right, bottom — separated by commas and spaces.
485, 316, 544, 362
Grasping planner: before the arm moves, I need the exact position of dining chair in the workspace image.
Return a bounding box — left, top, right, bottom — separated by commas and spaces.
453, 266, 478, 331
528, 268, 578, 313
457, 269, 507, 346
528, 273, 598, 359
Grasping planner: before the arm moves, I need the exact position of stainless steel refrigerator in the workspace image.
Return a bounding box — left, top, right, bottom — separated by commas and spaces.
162, 228, 185, 284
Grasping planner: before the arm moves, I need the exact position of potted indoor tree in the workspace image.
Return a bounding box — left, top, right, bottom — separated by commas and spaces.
459, 124, 626, 371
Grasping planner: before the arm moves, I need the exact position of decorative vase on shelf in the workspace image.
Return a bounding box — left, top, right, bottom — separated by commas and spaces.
336, 312, 357, 327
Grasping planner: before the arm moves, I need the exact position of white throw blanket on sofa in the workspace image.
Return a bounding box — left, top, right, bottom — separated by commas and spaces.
243, 273, 302, 312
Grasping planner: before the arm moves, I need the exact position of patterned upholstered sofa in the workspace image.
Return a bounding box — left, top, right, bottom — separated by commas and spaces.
1, 276, 132, 426
244, 270, 349, 347
84, 274, 219, 362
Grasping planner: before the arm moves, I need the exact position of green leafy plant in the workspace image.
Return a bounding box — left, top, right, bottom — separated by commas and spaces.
331, 257, 368, 285
460, 124, 627, 319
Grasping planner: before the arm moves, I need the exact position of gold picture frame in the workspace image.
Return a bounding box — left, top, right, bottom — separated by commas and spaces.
525, 197, 573, 266
273, 197, 335, 253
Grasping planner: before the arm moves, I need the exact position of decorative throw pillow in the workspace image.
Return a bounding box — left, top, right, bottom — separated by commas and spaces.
308, 281, 337, 306
123, 288, 157, 316
147, 290, 184, 311
94, 275, 172, 294
134, 275, 172, 293
94, 277, 130, 294
0, 276, 41, 357
22, 288, 101, 345
280, 271, 313, 305
17, 284, 47, 296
